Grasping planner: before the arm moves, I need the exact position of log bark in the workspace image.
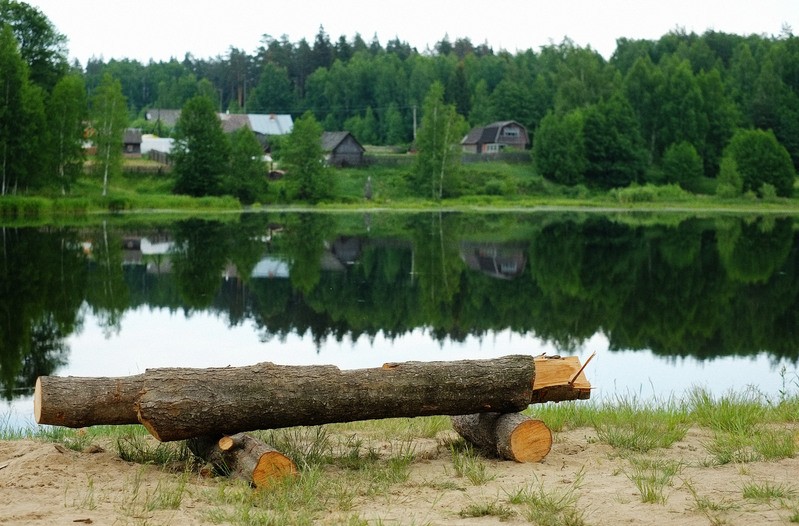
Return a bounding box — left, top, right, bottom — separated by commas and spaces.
451, 412, 552, 463
187, 433, 297, 488
34, 375, 142, 427
136, 355, 534, 441
36, 355, 536, 442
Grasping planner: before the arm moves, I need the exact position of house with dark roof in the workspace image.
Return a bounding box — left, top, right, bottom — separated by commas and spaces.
460, 121, 530, 154
123, 128, 143, 155
321, 131, 366, 167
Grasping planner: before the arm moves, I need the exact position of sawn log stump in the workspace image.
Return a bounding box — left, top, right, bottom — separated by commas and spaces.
451, 412, 553, 463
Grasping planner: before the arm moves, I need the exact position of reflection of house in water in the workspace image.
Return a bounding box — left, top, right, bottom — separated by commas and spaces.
118, 234, 175, 274
460, 242, 526, 280
251, 257, 289, 278
322, 237, 363, 271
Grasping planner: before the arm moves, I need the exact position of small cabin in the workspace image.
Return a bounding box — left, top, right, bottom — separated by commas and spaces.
461, 121, 529, 154
321, 131, 366, 167
123, 128, 143, 155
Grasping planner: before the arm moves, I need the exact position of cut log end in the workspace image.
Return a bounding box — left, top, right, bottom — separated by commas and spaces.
452, 412, 553, 463
33, 377, 43, 423
253, 451, 298, 488
508, 419, 552, 463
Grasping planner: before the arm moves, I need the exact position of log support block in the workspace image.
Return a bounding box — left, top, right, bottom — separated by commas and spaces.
188, 433, 297, 488
451, 412, 553, 463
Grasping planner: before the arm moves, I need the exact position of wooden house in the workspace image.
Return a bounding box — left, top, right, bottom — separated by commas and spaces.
461, 121, 529, 154
321, 131, 366, 167
123, 128, 143, 155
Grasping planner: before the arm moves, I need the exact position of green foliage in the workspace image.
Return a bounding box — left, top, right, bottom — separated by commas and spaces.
723, 128, 796, 197
412, 81, 466, 199
90, 73, 128, 197
172, 95, 230, 197
47, 74, 87, 194
661, 141, 704, 189
0, 24, 28, 196
0, 0, 68, 91
716, 155, 743, 197
280, 111, 334, 203
582, 95, 647, 188
226, 126, 267, 204
533, 109, 586, 185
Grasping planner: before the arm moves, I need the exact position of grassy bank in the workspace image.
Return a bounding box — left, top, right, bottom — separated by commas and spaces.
3, 383, 797, 525
4, 160, 799, 223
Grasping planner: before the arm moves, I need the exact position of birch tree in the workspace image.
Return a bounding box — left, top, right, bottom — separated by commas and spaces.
90, 73, 127, 197
412, 81, 465, 199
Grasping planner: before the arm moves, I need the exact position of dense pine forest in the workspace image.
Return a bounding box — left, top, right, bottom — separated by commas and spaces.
1, 0, 798, 201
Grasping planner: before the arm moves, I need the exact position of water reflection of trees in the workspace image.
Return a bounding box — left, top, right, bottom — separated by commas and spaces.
2, 213, 799, 398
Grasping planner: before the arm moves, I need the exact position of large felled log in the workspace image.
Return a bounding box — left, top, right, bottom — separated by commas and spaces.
36, 355, 536, 442
451, 412, 553, 463
187, 433, 297, 488
35, 354, 593, 442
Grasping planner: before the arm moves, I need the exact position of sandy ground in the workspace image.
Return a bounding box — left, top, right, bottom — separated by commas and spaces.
1, 426, 798, 525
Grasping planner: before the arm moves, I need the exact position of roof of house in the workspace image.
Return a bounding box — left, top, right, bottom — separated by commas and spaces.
145, 110, 293, 136
321, 131, 364, 152
248, 114, 293, 135
461, 120, 525, 145
218, 113, 251, 134
123, 128, 143, 144
145, 109, 181, 127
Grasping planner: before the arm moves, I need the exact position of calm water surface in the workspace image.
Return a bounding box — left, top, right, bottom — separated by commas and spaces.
2, 211, 798, 428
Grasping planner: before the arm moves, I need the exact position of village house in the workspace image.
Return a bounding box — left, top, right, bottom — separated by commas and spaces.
122, 128, 143, 155
321, 131, 366, 167
460, 120, 530, 154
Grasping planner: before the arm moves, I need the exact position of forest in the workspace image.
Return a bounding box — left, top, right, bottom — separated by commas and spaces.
1, 0, 798, 200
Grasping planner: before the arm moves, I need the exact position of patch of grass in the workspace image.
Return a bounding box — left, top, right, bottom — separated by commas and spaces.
741, 480, 797, 503
459, 500, 515, 520
507, 470, 586, 526
688, 387, 768, 433
259, 426, 333, 469
625, 456, 683, 504
683, 477, 738, 524
118, 467, 189, 518
592, 395, 689, 452
449, 440, 494, 486
114, 431, 192, 469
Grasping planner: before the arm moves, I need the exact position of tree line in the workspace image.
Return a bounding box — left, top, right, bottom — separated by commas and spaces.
1, 0, 798, 199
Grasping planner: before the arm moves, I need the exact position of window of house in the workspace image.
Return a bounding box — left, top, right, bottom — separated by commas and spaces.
502, 127, 520, 137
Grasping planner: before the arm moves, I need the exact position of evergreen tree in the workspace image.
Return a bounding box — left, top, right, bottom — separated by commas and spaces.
47, 74, 86, 194
172, 95, 230, 197
90, 73, 127, 197
280, 111, 334, 203
412, 82, 465, 199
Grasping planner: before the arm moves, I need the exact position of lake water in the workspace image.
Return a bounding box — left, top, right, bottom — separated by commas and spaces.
2, 211, 798, 429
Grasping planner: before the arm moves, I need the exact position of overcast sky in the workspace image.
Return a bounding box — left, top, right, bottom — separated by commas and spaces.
23, 0, 799, 65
